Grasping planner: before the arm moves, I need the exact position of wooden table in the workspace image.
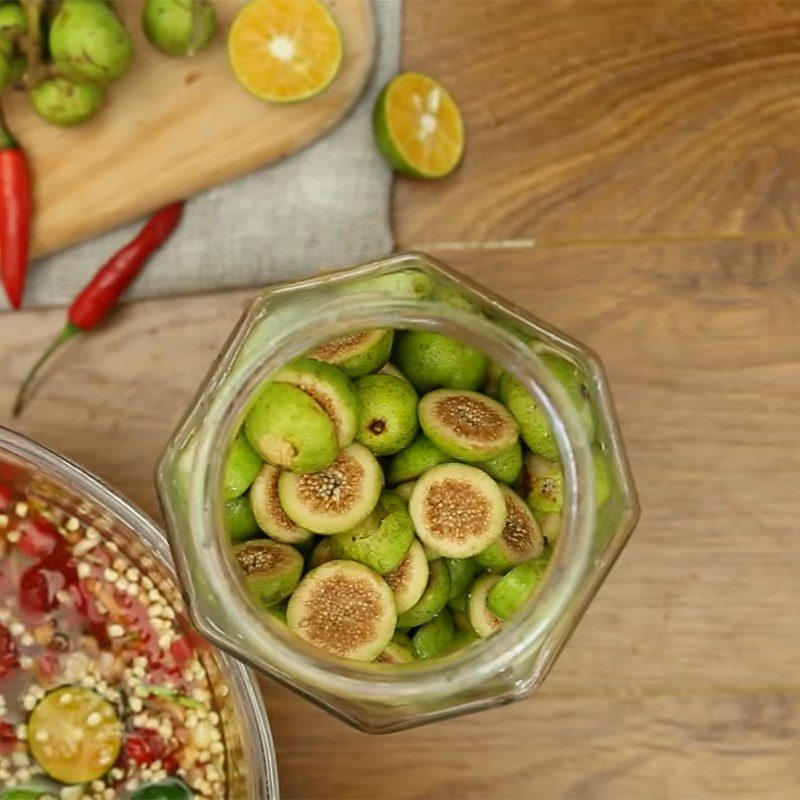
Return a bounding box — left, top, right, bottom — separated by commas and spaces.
1, 2, 799, 797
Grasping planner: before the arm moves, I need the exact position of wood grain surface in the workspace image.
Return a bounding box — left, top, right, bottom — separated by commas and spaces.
395, 0, 800, 247
2, 2, 800, 798
1, 0, 374, 257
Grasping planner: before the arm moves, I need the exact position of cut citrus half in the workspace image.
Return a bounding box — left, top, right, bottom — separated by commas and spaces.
28, 686, 122, 784
373, 72, 465, 178
228, 0, 343, 103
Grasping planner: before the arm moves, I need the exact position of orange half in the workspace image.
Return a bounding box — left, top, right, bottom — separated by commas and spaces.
229, 0, 343, 103
373, 72, 465, 179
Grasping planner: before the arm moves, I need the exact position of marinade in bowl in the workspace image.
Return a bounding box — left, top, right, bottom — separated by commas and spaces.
0, 426, 279, 799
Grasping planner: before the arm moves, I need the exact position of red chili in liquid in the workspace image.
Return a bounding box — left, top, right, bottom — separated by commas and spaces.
123, 727, 167, 766
0, 623, 19, 679
19, 562, 68, 612
18, 515, 66, 560
0, 484, 12, 509
0, 720, 17, 752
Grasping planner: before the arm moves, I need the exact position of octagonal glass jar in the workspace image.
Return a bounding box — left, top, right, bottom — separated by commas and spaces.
156, 252, 639, 733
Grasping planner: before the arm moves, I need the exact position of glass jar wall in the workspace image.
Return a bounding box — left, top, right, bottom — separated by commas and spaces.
156, 252, 639, 733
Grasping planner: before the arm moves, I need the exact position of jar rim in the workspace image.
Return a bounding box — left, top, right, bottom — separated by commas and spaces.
179, 256, 599, 708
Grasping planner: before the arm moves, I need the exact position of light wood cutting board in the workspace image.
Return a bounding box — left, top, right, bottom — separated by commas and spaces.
1, 0, 375, 258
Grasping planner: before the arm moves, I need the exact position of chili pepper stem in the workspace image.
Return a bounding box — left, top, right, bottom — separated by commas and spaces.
0, 108, 14, 149
12, 323, 81, 417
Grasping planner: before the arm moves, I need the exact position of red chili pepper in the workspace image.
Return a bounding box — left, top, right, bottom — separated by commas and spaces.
123, 727, 167, 766
35, 650, 60, 683
0, 720, 17, 752
0, 623, 19, 679
0, 114, 32, 310
69, 202, 184, 329
12, 202, 184, 416
17, 515, 67, 560
19, 561, 67, 612
169, 635, 193, 666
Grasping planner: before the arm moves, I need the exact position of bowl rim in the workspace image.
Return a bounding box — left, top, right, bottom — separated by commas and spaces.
0, 425, 280, 800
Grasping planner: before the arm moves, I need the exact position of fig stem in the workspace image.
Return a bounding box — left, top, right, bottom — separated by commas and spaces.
188, 0, 202, 57
20, 0, 43, 88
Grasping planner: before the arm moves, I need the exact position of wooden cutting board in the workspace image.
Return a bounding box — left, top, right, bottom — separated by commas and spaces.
1, 0, 375, 258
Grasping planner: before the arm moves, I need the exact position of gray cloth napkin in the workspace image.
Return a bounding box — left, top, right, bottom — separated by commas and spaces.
4, 0, 400, 311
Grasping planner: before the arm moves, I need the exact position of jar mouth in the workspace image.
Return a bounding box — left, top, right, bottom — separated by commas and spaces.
185, 279, 598, 702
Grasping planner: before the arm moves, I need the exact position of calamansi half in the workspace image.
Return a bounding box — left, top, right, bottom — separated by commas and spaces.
229, 0, 343, 103
28, 686, 122, 784
373, 72, 465, 179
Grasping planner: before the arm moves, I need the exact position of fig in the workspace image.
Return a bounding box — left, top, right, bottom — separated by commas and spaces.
445, 556, 480, 612
467, 573, 504, 638
50, 0, 134, 84
486, 554, 551, 621
329, 491, 414, 575
396, 558, 450, 629
29, 77, 104, 127
392, 330, 487, 392
476, 486, 545, 573
383, 538, 428, 614
308, 537, 334, 569
522, 453, 564, 514
386, 433, 448, 485
354, 373, 418, 456
375, 631, 416, 664
476, 439, 523, 485
274, 358, 358, 449
224, 428, 262, 500
249, 464, 313, 546
499, 352, 594, 460
418, 388, 519, 463
278, 443, 383, 534
408, 463, 506, 558
392, 480, 416, 503
245, 381, 338, 473
224, 495, 260, 543
142, 0, 216, 57
286, 560, 396, 661
412, 608, 454, 660
234, 539, 303, 608
307, 329, 393, 377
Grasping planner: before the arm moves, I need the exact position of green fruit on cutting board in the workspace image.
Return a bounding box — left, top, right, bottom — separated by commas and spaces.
50, 0, 134, 85
143, 0, 216, 57
29, 77, 104, 126
0, 3, 26, 34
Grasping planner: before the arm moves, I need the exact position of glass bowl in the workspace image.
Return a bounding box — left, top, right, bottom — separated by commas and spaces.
0, 425, 280, 798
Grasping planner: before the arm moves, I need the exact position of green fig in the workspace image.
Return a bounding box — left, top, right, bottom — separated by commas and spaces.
0, 3, 26, 34
29, 77, 104, 126
142, 0, 216, 57
50, 0, 134, 84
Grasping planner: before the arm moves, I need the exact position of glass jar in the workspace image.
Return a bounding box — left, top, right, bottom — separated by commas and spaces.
0, 426, 279, 798
156, 251, 639, 733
